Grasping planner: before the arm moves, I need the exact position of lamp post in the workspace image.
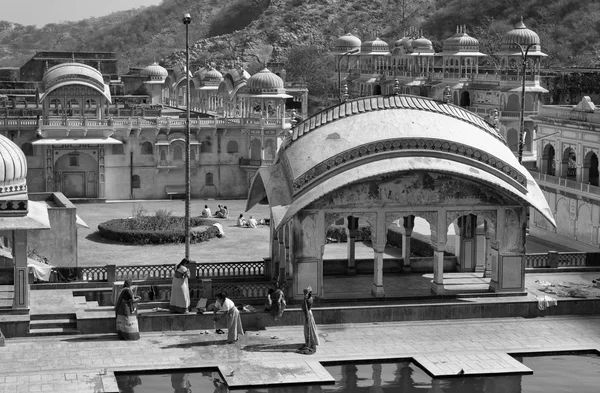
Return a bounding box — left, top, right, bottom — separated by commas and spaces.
338, 48, 359, 103
182, 13, 191, 258
515, 42, 537, 164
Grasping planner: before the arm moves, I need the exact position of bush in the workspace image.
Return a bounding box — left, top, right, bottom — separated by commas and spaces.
98, 216, 220, 245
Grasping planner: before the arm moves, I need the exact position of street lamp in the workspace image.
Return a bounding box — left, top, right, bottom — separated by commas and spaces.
182, 13, 191, 258
515, 42, 538, 164
338, 48, 359, 103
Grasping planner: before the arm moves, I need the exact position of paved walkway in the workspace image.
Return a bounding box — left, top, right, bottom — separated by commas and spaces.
1, 315, 599, 392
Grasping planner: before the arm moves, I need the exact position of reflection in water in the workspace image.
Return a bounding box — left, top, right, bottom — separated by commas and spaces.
115, 354, 600, 393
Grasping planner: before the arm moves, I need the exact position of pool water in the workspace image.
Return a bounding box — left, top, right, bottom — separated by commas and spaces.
115, 353, 600, 393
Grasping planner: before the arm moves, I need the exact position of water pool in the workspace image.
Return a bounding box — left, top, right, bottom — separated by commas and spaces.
115, 353, 600, 392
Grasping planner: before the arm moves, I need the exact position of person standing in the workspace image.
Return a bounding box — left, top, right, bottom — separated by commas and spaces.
170, 258, 191, 314
213, 292, 244, 343
115, 279, 141, 340
297, 286, 319, 354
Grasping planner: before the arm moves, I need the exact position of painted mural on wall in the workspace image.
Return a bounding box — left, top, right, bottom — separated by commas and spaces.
307, 172, 514, 210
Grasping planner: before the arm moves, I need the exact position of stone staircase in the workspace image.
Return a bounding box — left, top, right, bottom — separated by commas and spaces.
29, 313, 79, 336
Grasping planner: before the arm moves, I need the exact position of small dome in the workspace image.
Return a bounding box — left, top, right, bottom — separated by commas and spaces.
501, 19, 541, 50
141, 62, 168, 77
204, 67, 223, 81
443, 26, 480, 52
336, 33, 362, 53
411, 36, 433, 51
361, 37, 389, 54
247, 68, 284, 90
0, 134, 27, 195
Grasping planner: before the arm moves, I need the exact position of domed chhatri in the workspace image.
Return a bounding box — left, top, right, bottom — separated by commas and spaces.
335, 33, 362, 54
42, 63, 105, 91
500, 18, 543, 53
0, 132, 27, 198
247, 68, 284, 91
443, 25, 480, 53
411, 35, 434, 52
141, 62, 168, 78
361, 37, 390, 54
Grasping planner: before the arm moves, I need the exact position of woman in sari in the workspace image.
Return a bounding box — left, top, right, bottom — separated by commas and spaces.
170, 258, 191, 314
213, 292, 244, 343
297, 286, 319, 354
265, 286, 286, 320
115, 279, 141, 340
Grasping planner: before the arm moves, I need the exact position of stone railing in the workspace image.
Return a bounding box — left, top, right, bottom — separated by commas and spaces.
71, 260, 269, 283
529, 170, 600, 197
538, 105, 600, 125
525, 251, 587, 268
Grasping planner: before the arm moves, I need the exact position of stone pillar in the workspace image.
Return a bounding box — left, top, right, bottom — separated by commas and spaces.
457, 214, 477, 272
430, 209, 446, 295
371, 212, 387, 297
347, 216, 359, 275
483, 221, 493, 278
12, 230, 29, 310
402, 215, 415, 273
490, 207, 526, 293
475, 220, 486, 273
292, 211, 325, 299
270, 222, 279, 280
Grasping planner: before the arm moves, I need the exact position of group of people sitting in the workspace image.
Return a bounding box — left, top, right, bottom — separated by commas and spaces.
237, 214, 258, 228
201, 204, 229, 219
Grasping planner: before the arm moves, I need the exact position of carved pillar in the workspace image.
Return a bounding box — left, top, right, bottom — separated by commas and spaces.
12, 230, 29, 310
371, 212, 386, 297
278, 227, 286, 283
270, 221, 279, 280
490, 207, 526, 292
430, 209, 446, 295
347, 216, 359, 275
457, 214, 477, 272
484, 221, 493, 278
475, 220, 486, 273
292, 211, 325, 299
402, 215, 415, 272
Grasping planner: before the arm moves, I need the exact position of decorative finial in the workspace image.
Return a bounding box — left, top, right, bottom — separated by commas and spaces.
45, 61, 49, 71
72, 52, 75, 62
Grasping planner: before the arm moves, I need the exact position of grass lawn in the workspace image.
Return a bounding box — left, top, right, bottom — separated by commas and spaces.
74, 199, 271, 267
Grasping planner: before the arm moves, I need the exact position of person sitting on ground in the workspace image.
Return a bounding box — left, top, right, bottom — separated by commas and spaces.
201, 205, 211, 218
237, 214, 246, 227
247, 215, 258, 228
215, 205, 229, 219
213, 205, 222, 217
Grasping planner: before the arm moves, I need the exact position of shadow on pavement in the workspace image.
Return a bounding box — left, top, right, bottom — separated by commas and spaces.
241, 343, 303, 353
162, 339, 228, 348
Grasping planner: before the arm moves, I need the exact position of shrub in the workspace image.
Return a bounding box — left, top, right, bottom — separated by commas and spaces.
98, 216, 220, 245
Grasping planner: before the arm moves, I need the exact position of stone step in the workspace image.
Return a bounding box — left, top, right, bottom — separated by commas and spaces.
27, 327, 80, 337
30, 313, 76, 321
30, 317, 77, 330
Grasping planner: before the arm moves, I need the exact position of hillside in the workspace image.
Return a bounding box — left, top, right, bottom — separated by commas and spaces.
0, 0, 597, 73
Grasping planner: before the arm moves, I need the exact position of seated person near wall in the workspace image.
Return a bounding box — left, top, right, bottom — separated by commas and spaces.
246, 215, 258, 228
237, 214, 246, 227
201, 205, 211, 218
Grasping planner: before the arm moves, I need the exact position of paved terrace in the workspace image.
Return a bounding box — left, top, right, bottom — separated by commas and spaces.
1, 315, 599, 392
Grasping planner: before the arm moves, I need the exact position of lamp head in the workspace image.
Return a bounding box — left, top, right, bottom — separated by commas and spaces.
182, 13, 191, 25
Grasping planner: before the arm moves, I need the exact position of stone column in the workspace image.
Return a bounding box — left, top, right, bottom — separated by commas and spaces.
490, 207, 526, 292
484, 221, 493, 278
371, 212, 387, 297
12, 230, 29, 310
292, 211, 325, 299
347, 216, 359, 275
475, 220, 486, 273
458, 214, 477, 272
270, 223, 279, 280
402, 215, 415, 273
430, 209, 446, 294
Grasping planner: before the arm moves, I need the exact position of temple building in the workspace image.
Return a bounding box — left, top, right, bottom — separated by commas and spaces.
333, 18, 548, 166
529, 96, 600, 251
248, 95, 555, 299
0, 52, 308, 200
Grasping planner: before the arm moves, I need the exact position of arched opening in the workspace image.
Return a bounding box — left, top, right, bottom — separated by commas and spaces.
542, 144, 556, 176
173, 144, 184, 161
200, 137, 212, 153
250, 138, 262, 161
562, 147, 577, 180
21, 142, 33, 156
373, 85, 382, 96
583, 151, 599, 186
459, 91, 470, 107
506, 94, 520, 111
159, 149, 167, 163
205, 172, 214, 186
131, 174, 140, 189
264, 139, 276, 161
141, 141, 153, 155
54, 151, 98, 198
227, 140, 238, 154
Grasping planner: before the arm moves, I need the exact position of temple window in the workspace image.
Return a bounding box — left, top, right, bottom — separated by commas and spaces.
205, 172, 214, 186
227, 140, 238, 153
141, 141, 153, 155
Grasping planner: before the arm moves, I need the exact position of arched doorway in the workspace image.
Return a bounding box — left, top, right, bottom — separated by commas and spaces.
562, 147, 577, 180
54, 151, 98, 198
584, 151, 599, 186
459, 91, 470, 107
542, 144, 555, 176
250, 138, 262, 161
506, 94, 520, 111
506, 128, 519, 153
